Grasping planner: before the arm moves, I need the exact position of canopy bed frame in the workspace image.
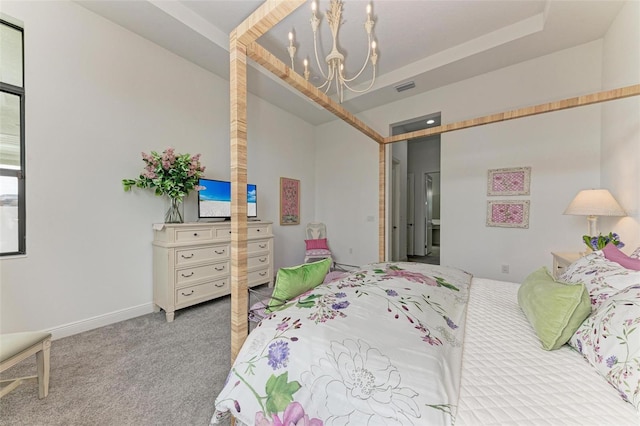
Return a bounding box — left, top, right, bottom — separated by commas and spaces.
228, 0, 640, 360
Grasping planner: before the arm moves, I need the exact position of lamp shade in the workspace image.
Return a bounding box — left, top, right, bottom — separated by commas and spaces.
563, 189, 626, 216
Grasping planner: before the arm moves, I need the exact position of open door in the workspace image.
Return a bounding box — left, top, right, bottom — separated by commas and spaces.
424, 174, 433, 256
407, 173, 415, 256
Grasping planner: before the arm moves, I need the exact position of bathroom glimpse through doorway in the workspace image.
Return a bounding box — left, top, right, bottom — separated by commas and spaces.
389, 113, 441, 265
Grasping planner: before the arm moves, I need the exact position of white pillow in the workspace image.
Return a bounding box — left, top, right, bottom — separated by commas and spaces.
630, 246, 640, 259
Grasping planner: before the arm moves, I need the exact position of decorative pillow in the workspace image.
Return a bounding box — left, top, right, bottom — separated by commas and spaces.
630, 246, 640, 259
569, 284, 640, 409
517, 267, 591, 350
603, 243, 640, 271
560, 252, 640, 309
305, 238, 329, 251
323, 270, 349, 284
305, 249, 332, 257
266, 258, 332, 312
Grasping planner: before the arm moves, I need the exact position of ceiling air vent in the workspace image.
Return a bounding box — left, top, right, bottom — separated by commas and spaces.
394, 81, 416, 92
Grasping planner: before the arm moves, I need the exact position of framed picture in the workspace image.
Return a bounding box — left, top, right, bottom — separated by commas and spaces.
280, 177, 300, 225
487, 167, 531, 196
487, 200, 530, 228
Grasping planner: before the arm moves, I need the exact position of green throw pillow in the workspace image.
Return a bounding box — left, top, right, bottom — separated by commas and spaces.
517, 267, 591, 351
266, 258, 332, 312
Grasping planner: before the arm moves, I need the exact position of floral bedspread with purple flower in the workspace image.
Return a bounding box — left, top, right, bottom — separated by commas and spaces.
212, 262, 472, 426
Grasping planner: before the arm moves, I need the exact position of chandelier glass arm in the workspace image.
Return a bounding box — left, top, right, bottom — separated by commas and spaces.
312, 29, 329, 80
341, 33, 372, 83
341, 66, 377, 93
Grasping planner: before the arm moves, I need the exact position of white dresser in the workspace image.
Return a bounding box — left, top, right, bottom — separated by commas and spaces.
152, 221, 274, 322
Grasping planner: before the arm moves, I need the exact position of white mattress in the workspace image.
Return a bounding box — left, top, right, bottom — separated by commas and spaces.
456, 278, 639, 425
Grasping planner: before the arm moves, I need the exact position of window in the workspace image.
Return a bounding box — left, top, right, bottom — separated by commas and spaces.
0, 19, 25, 255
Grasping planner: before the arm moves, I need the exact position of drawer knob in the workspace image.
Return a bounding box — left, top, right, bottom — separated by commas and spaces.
215, 282, 225, 288
259, 244, 266, 249
259, 271, 267, 276
181, 290, 194, 296
259, 257, 267, 263
215, 250, 225, 255
181, 253, 194, 259
181, 272, 194, 278
215, 266, 225, 271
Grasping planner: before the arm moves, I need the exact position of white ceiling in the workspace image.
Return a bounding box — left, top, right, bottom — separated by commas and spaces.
75, 0, 626, 125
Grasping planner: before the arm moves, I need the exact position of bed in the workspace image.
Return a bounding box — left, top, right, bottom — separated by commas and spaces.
220, 2, 640, 424
212, 254, 639, 425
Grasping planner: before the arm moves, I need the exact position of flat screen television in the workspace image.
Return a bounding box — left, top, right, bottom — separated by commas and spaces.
197, 178, 257, 220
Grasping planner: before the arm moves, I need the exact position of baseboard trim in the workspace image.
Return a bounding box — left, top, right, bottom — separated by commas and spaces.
47, 303, 156, 340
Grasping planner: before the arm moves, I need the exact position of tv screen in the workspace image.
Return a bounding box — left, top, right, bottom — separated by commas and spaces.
198, 178, 257, 219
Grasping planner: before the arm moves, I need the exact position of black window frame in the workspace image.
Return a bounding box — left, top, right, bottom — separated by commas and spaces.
1, 18, 26, 256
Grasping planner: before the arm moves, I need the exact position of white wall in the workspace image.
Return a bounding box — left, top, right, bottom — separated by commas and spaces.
0, 1, 315, 336
600, 0, 640, 252
315, 40, 605, 281
313, 120, 380, 267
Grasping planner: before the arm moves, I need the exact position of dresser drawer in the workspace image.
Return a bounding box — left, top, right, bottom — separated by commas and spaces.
248, 240, 270, 253
175, 228, 214, 243
215, 227, 232, 238
176, 261, 229, 285
175, 244, 229, 265
248, 226, 270, 237
248, 253, 270, 269
248, 267, 271, 286
175, 278, 228, 305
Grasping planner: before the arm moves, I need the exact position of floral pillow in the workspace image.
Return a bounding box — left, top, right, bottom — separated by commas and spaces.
560, 252, 640, 309
568, 284, 640, 410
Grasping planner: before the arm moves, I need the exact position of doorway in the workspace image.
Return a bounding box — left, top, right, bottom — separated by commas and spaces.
424, 171, 440, 263
389, 113, 441, 265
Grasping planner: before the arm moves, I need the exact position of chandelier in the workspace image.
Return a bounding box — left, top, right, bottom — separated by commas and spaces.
287, 0, 378, 103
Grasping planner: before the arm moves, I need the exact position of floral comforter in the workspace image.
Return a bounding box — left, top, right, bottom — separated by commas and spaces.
212, 262, 472, 426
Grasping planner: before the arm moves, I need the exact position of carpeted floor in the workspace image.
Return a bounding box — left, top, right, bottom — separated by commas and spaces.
0, 296, 235, 426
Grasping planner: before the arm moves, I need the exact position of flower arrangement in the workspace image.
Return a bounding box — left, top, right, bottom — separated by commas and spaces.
122, 147, 205, 222
582, 232, 624, 251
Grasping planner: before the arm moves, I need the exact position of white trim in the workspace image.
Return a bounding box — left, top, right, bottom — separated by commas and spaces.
46, 303, 156, 340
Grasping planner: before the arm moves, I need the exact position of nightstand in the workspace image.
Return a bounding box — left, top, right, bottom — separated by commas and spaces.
551, 252, 582, 279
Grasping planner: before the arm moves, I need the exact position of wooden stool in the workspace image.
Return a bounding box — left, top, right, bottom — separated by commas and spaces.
0, 331, 52, 398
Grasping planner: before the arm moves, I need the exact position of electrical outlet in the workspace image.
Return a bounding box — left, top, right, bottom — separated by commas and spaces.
501, 264, 509, 274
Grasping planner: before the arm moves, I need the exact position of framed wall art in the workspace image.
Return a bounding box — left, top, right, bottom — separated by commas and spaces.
487, 167, 531, 196
280, 177, 300, 225
487, 200, 530, 228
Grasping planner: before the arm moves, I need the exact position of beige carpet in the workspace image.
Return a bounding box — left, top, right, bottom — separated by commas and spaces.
0, 296, 235, 426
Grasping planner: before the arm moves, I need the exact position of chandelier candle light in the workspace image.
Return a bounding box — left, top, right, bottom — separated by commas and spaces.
287, 0, 378, 103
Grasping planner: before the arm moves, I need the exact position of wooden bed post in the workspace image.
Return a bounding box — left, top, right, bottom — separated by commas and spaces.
379, 143, 386, 262
229, 30, 249, 362
229, 0, 307, 363
383, 84, 640, 144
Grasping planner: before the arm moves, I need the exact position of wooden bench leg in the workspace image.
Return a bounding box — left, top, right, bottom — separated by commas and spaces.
36, 338, 51, 398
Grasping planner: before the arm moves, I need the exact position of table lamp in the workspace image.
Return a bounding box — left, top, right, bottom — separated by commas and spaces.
563, 189, 626, 236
